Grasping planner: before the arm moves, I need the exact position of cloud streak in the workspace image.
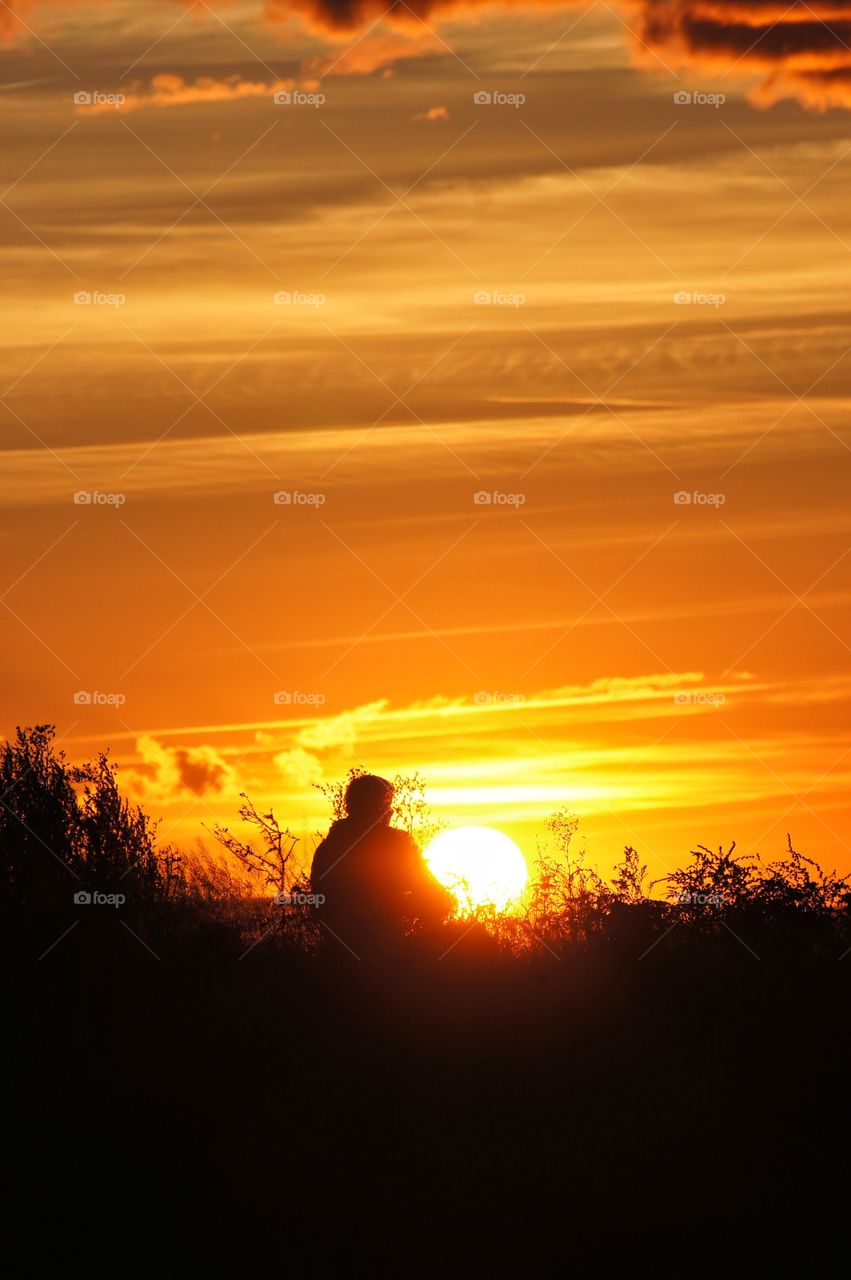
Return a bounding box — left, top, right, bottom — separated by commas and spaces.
7, 1, 851, 110
75, 72, 294, 114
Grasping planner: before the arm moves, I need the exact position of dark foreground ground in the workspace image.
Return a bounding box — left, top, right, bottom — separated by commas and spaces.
6, 921, 850, 1277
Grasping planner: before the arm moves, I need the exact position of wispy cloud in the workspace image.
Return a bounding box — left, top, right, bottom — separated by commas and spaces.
74, 72, 294, 115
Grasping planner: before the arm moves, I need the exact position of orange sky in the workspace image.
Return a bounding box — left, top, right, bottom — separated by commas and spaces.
2, 0, 851, 885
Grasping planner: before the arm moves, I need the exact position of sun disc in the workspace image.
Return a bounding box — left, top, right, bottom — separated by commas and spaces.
425, 825, 528, 913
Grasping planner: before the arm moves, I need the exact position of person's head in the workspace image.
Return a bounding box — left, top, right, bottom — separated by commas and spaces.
345, 774, 394, 826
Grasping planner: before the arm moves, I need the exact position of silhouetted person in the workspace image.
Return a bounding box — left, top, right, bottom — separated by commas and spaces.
310, 774, 452, 956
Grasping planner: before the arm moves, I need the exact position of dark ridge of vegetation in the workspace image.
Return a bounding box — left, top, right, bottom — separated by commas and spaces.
2, 726, 849, 963
5, 725, 851, 1273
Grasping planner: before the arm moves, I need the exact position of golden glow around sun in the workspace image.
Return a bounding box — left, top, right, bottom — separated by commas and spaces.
425, 826, 529, 914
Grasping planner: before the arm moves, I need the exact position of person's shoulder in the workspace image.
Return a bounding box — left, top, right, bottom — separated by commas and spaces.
386, 826, 420, 852
312, 820, 347, 865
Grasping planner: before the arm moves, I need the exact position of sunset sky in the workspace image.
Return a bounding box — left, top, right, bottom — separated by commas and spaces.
3, 0, 851, 884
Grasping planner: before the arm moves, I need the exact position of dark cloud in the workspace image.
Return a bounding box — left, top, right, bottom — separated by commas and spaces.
128, 737, 233, 801
172, 747, 230, 795
627, 0, 851, 109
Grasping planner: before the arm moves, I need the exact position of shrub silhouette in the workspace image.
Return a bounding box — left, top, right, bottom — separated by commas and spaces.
0, 725, 182, 937
209, 793, 317, 951
210, 791, 301, 896
523, 806, 611, 943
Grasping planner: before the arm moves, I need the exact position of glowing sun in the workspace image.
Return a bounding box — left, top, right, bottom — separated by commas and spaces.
425, 826, 528, 913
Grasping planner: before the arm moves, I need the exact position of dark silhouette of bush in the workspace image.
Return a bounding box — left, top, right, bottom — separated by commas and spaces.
208, 792, 319, 953
649, 837, 851, 956
0, 725, 182, 940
